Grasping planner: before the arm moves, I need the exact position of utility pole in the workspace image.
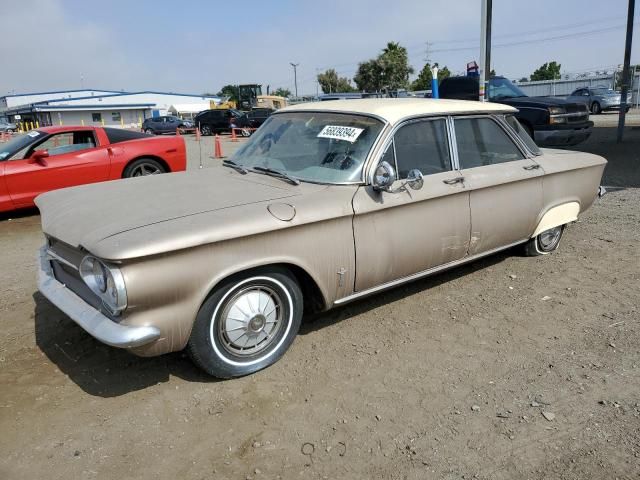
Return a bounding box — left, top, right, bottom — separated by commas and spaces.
290, 62, 300, 99
424, 42, 433, 63
479, 0, 492, 102
315, 68, 319, 98
617, 0, 635, 143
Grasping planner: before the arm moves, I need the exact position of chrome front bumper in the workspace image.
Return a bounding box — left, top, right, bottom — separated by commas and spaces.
37, 247, 160, 348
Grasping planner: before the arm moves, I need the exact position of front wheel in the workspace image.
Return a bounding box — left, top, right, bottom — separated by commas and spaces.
187, 268, 303, 378
524, 225, 565, 256
144, 128, 155, 135
591, 102, 601, 114
200, 124, 212, 136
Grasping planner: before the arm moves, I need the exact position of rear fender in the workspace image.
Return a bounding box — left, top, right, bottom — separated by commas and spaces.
532, 202, 579, 237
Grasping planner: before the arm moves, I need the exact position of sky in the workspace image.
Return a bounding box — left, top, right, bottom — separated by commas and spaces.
1, 0, 638, 97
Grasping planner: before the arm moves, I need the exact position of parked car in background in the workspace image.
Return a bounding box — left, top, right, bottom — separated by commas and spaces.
234, 108, 275, 135
142, 115, 194, 135
36, 99, 606, 378
0, 126, 186, 212
0, 121, 17, 133
194, 109, 244, 135
567, 86, 631, 114
439, 76, 593, 147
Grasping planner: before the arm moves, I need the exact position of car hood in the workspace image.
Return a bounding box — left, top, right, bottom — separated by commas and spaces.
498, 96, 585, 108
36, 168, 307, 257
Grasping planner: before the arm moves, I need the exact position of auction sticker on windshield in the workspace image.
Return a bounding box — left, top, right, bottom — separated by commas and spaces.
317, 125, 364, 143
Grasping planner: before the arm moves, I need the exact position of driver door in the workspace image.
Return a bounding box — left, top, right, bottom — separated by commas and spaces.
352, 117, 471, 291
4, 130, 110, 207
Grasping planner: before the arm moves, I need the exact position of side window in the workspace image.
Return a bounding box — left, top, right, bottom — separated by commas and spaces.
393, 119, 451, 178
31, 131, 96, 157
454, 117, 525, 169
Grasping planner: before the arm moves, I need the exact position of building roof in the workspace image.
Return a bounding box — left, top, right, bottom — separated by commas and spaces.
34, 103, 155, 111
2, 88, 122, 99
35, 90, 220, 105
281, 98, 516, 124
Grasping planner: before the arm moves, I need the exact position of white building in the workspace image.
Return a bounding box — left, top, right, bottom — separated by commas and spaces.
0, 89, 220, 128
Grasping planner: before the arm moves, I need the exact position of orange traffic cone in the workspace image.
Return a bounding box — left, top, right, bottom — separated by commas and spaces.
195, 127, 201, 142
231, 128, 238, 142
214, 134, 223, 158
176, 127, 181, 136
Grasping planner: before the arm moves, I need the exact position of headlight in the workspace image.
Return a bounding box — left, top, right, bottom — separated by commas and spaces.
548, 106, 567, 124
79, 255, 127, 314
548, 106, 566, 115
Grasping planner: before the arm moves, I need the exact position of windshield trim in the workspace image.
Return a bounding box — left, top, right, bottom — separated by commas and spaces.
248, 110, 390, 185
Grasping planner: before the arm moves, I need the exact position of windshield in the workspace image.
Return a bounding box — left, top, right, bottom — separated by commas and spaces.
504, 115, 540, 155
0, 130, 43, 161
489, 78, 528, 100
232, 112, 385, 184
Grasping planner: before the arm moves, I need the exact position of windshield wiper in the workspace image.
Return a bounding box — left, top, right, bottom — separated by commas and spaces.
252, 166, 300, 185
222, 159, 248, 174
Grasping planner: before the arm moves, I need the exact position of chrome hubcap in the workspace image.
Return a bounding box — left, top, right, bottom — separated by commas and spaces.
539, 226, 562, 249
131, 163, 161, 176
218, 286, 283, 356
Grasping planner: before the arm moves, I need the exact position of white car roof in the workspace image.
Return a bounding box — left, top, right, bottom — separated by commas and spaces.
280, 98, 517, 125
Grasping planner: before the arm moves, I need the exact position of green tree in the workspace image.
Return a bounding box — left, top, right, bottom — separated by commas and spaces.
216, 84, 239, 103
354, 59, 384, 92
377, 42, 414, 90
411, 63, 451, 91
530, 62, 562, 81
317, 69, 355, 93
354, 42, 414, 92
273, 87, 291, 98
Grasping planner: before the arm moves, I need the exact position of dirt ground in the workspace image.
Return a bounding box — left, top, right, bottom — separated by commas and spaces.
1, 125, 639, 480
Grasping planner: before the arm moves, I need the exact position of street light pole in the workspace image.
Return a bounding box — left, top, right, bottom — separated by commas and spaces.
617, 0, 635, 143
479, 0, 492, 102
290, 62, 300, 99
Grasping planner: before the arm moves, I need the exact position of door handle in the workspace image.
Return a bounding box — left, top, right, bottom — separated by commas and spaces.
523, 164, 541, 170
443, 177, 464, 185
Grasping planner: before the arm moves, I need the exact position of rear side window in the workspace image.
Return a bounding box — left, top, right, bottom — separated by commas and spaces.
455, 117, 524, 169
393, 119, 452, 178
104, 128, 148, 144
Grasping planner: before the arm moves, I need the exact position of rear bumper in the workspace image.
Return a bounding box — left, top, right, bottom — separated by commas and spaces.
37, 246, 160, 348
534, 122, 593, 147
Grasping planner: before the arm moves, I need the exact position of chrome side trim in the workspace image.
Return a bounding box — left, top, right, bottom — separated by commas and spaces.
46, 248, 79, 271
334, 239, 527, 306
38, 246, 160, 349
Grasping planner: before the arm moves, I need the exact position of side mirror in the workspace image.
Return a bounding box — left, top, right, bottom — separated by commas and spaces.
372, 161, 396, 191
406, 169, 424, 190
30, 149, 49, 165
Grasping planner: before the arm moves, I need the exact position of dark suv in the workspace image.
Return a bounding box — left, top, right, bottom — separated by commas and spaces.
194, 109, 243, 135
142, 115, 193, 135
439, 76, 593, 147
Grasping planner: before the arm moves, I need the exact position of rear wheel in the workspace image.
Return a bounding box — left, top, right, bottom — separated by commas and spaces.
187, 268, 303, 378
524, 225, 565, 256
123, 158, 167, 178
144, 128, 155, 135
200, 125, 212, 136
591, 102, 601, 114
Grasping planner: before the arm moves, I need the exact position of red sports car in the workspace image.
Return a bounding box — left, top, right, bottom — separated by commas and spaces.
0, 126, 186, 213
